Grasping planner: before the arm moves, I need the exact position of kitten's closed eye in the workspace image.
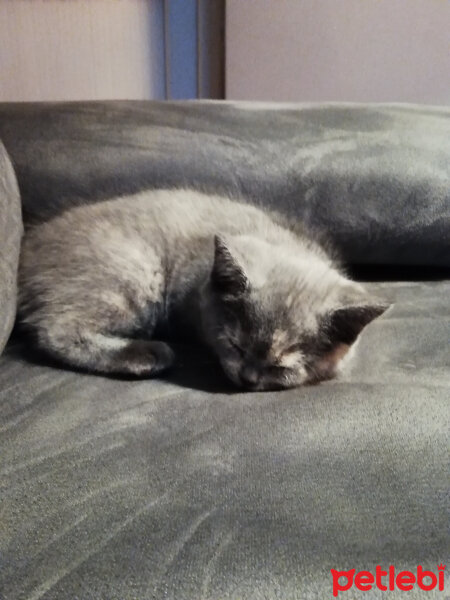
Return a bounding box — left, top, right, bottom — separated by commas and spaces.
266, 365, 289, 376
229, 339, 245, 356
284, 343, 302, 354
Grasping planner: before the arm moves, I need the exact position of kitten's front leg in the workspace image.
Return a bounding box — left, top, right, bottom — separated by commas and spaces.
26, 293, 175, 377
33, 318, 175, 377
108, 338, 175, 377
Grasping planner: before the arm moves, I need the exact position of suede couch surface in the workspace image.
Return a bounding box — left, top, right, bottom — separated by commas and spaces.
0, 101, 449, 266
0, 141, 22, 355
1, 280, 449, 600
0, 102, 449, 600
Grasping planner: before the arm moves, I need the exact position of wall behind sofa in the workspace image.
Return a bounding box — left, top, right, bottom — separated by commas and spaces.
0, 0, 224, 102
226, 0, 450, 104
0, 0, 165, 101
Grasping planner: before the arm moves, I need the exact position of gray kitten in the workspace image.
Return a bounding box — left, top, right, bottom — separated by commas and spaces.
18, 189, 388, 390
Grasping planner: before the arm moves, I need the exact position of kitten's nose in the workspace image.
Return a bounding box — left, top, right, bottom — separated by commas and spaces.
239, 366, 259, 388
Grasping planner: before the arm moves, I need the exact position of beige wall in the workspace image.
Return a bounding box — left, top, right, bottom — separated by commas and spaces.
0, 0, 165, 102
226, 0, 450, 104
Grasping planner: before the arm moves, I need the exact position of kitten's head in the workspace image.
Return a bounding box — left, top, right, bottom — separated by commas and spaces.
200, 235, 389, 391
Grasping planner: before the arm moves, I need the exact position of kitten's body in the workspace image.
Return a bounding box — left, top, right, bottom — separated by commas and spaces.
19, 189, 387, 390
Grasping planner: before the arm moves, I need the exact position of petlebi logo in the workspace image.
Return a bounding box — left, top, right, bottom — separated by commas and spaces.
330, 564, 446, 597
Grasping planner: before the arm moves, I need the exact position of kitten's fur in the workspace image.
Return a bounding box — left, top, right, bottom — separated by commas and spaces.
19, 189, 388, 390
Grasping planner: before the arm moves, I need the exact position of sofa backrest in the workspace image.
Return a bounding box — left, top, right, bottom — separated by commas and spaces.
0, 101, 448, 270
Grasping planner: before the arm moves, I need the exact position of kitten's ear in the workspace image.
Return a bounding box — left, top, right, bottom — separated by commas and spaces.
309, 302, 391, 382
211, 235, 249, 296
325, 302, 391, 346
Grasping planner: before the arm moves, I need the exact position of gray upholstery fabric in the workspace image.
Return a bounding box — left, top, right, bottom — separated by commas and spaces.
0, 141, 22, 355
1, 280, 448, 599
0, 101, 448, 266
0, 102, 449, 599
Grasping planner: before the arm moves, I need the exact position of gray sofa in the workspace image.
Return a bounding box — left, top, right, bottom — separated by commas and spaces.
0, 102, 448, 600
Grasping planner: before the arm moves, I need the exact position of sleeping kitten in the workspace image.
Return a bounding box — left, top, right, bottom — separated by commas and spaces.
18, 189, 388, 390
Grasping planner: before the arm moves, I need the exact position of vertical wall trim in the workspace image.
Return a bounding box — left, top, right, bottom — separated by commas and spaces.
165, 0, 197, 100
163, 0, 171, 99
163, 0, 224, 100
196, 0, 202, 99
197, 0, 225, 99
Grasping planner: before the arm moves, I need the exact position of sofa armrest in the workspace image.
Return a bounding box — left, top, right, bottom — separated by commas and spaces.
0, 140, 23, 354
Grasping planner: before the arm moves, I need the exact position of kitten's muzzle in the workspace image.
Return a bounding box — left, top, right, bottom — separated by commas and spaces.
239, 366, 260, 389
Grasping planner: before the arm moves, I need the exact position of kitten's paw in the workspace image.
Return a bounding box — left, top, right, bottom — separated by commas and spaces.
114, 340, 175, 377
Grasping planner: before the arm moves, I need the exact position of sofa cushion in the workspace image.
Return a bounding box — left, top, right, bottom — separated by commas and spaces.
0, 101, 448, 266
0, 279, 448, 599
0, 141, 22, 355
